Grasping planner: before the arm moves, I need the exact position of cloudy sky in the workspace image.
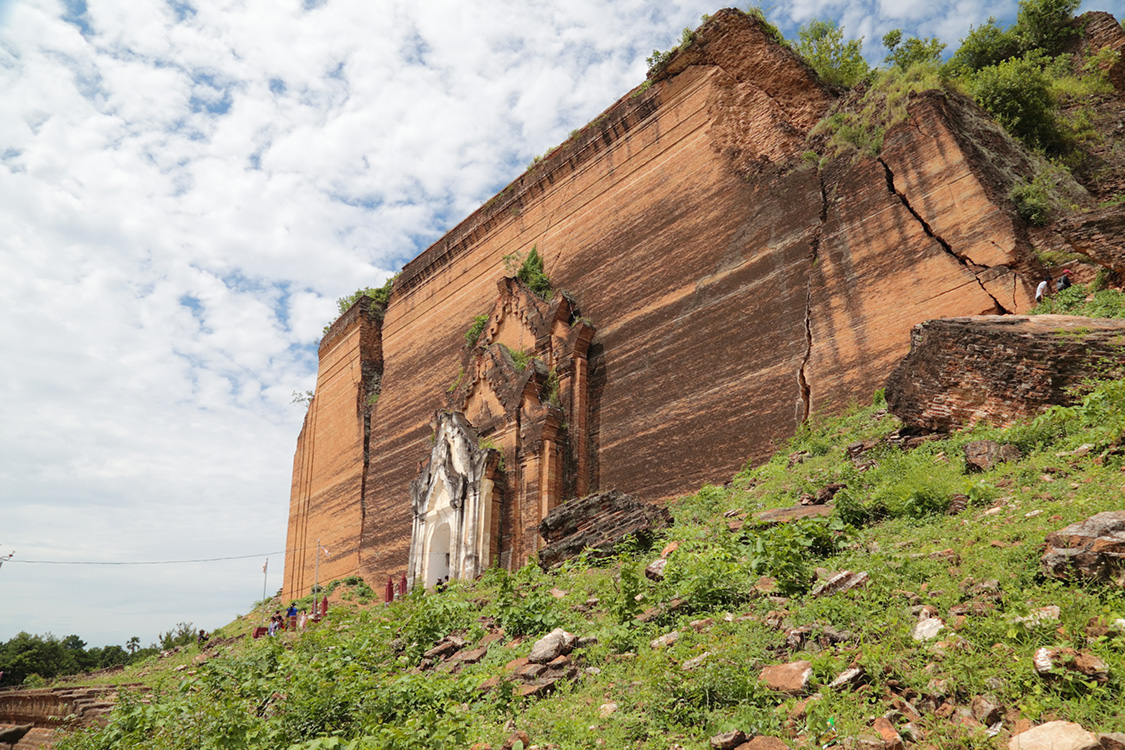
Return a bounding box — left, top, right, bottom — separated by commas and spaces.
2, 0, 1122, 650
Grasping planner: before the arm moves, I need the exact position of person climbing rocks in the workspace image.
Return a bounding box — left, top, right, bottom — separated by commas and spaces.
1035, 277, 1049, 303
1056, 268, 1072, 292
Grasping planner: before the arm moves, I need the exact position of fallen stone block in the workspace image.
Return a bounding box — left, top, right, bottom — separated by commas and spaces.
1033, 647, 1110, 682
826, 667, 864, 691
971, 694, 1002, 725
710, 729, 747, 749
964, 440, 1022, 472
754, 504, 833, 525
1042, 511, 1125, 588
759, 660, 812, 694
645, 558, 667, 581
735, 737, 789, 750
528, 628, 578, 664
1010, 605, 1061, 627
682, 652, 711, 671
650, 631, 680, 650
1008, 721, 1101, 750
810, 570, 869, 598
911, 617, 945, 641
872, 717, 904, 750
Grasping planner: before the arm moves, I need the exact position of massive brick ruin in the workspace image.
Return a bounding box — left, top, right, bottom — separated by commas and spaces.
283, 9, 1124, 600
885, 315, 1125, 432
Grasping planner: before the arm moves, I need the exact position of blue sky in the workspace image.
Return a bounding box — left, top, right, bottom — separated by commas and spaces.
2, 0, 1123, 649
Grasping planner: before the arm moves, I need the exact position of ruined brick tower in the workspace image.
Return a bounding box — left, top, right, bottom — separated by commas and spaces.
283, 8, 1076, 601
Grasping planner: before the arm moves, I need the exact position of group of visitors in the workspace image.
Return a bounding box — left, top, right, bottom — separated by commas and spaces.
267, 603, 308, 636
1035, 268, 1073, 303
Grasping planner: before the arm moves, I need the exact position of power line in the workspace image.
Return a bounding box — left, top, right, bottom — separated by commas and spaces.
7, 551, 288, 566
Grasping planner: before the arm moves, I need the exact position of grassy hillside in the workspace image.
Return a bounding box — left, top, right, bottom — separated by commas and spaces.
51, 372, 1125, 750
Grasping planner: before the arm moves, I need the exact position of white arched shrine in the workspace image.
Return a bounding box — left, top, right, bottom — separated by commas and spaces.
407, 412, 498, 591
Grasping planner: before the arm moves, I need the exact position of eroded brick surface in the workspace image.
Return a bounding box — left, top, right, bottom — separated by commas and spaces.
886, 315, 1125, 432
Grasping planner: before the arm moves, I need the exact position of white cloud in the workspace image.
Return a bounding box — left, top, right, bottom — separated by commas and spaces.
2, 0, 1124, 648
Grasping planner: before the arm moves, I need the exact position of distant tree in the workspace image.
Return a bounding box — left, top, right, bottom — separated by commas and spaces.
126, 636, 140, 654
1013, 0, 1081, 56
0, 632, 79, 685
795, 19, 870, 88
945, 18, 1020, 75
91, 645, 129, 669
882, 29, 946, 70
158, 622, 196, 650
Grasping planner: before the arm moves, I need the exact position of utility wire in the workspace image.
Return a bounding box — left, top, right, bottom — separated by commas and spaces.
8, 550, 290, 566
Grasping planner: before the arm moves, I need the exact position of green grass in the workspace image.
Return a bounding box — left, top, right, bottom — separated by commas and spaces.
53, 382, 1125, 750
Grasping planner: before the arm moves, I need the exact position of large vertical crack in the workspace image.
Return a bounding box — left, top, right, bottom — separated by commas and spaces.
358, 361, 381, 543
797, 172, 829, 424
878, 157, 1012, 314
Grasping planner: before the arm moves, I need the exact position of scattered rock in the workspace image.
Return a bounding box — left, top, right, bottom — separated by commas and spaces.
528, 629, 578, 664
1042, 511, 1125, 587
947, 493, 969, 514
1098, 733, 1125, 750
810, 570, 869, 598
516, 680, 557, 698
645, 558, 667, 581
598, 702, 617, 718
650, 631, 680, 650
660, 541, 680, 558
800, 482, 847, 506
827, 667, 865, 691
709, 729, 747, 750
759, 660, 812, 694
453, 645, 490, 664
682, 652, 711, 671
755, 505, 833, 525
1011, 605, 1061, 627
971, 695, 1002, 725
1033, 647, 1110, 682
424, 635, 466, 660
911, 617, 945, 641
736, 737, 789, 750
549, 588, 568, 599
964, 440, 1022, 472
785, 627, 809, 651
899, 722, 923, 744
1007, 721, 1101, 750
502, 730, 531, 750
690, 618, 714, 632
872, 717, 904, 750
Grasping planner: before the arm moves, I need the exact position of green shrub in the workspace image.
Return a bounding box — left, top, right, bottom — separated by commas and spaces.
1013, 0, 1081, 57
795, 19, 870, 88
1010, 177, 1053, 225
489, 565, 559, 637
969, 55, 1062, 151
945, 18, 1019, 75
516, 246, 552, 299
464, 314, 488, 346
812, 63, 947, 158
882, 30, 946, 71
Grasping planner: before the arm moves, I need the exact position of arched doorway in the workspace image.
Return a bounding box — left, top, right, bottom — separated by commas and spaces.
426, 522, 451, 588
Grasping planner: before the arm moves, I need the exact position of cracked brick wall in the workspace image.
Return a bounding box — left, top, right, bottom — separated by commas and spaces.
885, 315, 1125, 432
285, 10, 1052, 596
